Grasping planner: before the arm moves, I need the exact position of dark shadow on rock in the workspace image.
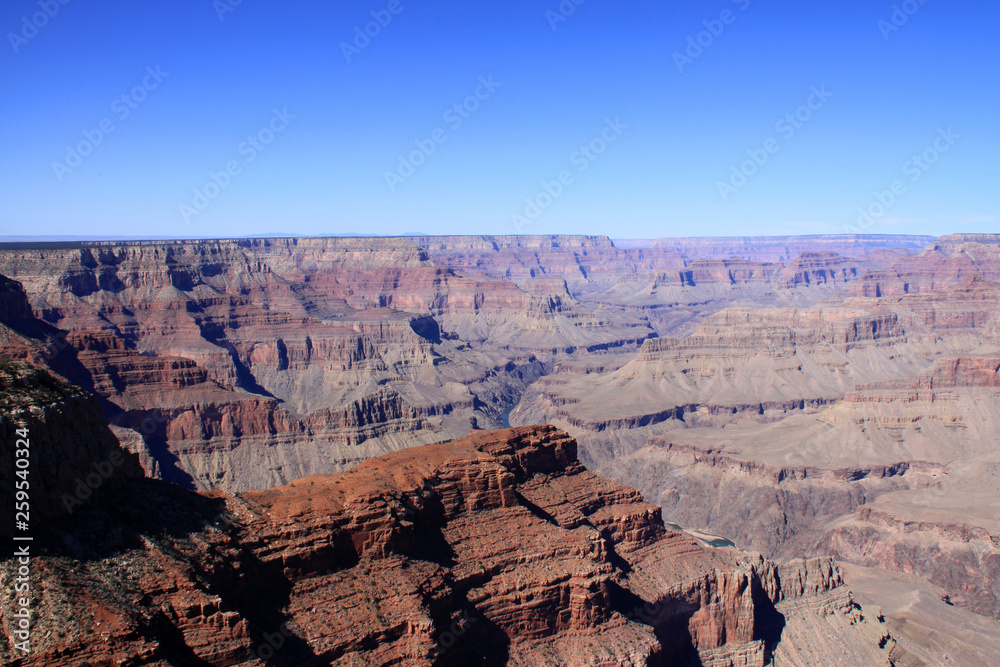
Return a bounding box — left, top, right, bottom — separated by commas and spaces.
432, 589, 511, 667
601, 532, 634, 574
35, 477, 331, 665
34, 478, 225, 562
649, 601, 704, 667
514, 491, 559, 525
222, 339, 277, 398
398, 493, 457, 568
150, 611, 217, 667
607, 582, 704, 667
752, 578, 786, 664
410, 314, 442, 344
121, 408, 198, 489
213, 536, 332, 667
189, 305, 276, 399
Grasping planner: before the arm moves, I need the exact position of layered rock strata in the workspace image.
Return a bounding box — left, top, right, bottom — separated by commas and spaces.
0, 389, 901, 666
515, 241, 1000, 628
0, 237, 662, 489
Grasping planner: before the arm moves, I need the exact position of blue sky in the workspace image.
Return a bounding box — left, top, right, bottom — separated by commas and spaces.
1, 0, 997, 239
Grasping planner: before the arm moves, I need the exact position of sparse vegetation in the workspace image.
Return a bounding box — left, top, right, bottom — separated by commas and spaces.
0, 360, 78, 411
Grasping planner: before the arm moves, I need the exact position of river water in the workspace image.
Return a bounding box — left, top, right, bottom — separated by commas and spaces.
501, 401, 518, 428
665, 522, 735, 549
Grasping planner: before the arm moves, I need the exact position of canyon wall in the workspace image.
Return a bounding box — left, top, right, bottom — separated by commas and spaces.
5, 232, 1000, 657
0, 234, 890, 490
0, 376, 902, 666
513, 236, 1000, 632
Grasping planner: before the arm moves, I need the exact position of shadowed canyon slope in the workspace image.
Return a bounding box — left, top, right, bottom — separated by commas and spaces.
0, 375, 902, 666
4, 232, 1000, 664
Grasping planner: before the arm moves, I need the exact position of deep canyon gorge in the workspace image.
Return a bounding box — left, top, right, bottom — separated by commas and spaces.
3, 232, 1000, 665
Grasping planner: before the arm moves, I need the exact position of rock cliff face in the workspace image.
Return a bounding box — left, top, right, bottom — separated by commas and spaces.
0, 362, 144, 535
513, 304, 922, 440
0, 234, 890, 490
0, 239, 580, 489
0, 275, 33, 323
852, 236, 1000, 297
0, 388, 900, 666
0, 271, 447, 490
512, 236, 1000, 633
3, 232, 993, 663
590, 348, 1000, 626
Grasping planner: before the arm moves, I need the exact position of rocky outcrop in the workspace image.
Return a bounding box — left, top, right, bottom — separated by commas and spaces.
778, 251, 865, 287
0, 278, 455, 491
822, 507, 1000, 620
409, 234, 688, 294
0, 413, 900, 666
812, 411, 1000, 621
0, 275, 32, 323
603, 438, 938, 558
853, 238, 1000, 297
0, 361, 143, 535
845, 355, 1000, 401
764, 558, 902, 666
505, 236, 1000, 635
0, 275, 68, 367
3, 234, 996, 638
585, 340, 1000, 626
820, 505, 1000, 620
232, 425, 779, 665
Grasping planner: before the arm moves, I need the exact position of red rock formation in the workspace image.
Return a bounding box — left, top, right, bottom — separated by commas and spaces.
821, 505, 1000, 620
0, 394, 898, 665
778, 251, 865, 287
501, 240, 1000, 635
515, 304, 917, 437
845, 355, 1000, 403
0, 233, 918, 491
0, 233, 989, 664
409, 234, 689, 293
853, 237, 1000, 297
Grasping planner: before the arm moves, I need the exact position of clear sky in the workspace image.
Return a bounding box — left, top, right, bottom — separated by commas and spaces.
1, 0, 997, 239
